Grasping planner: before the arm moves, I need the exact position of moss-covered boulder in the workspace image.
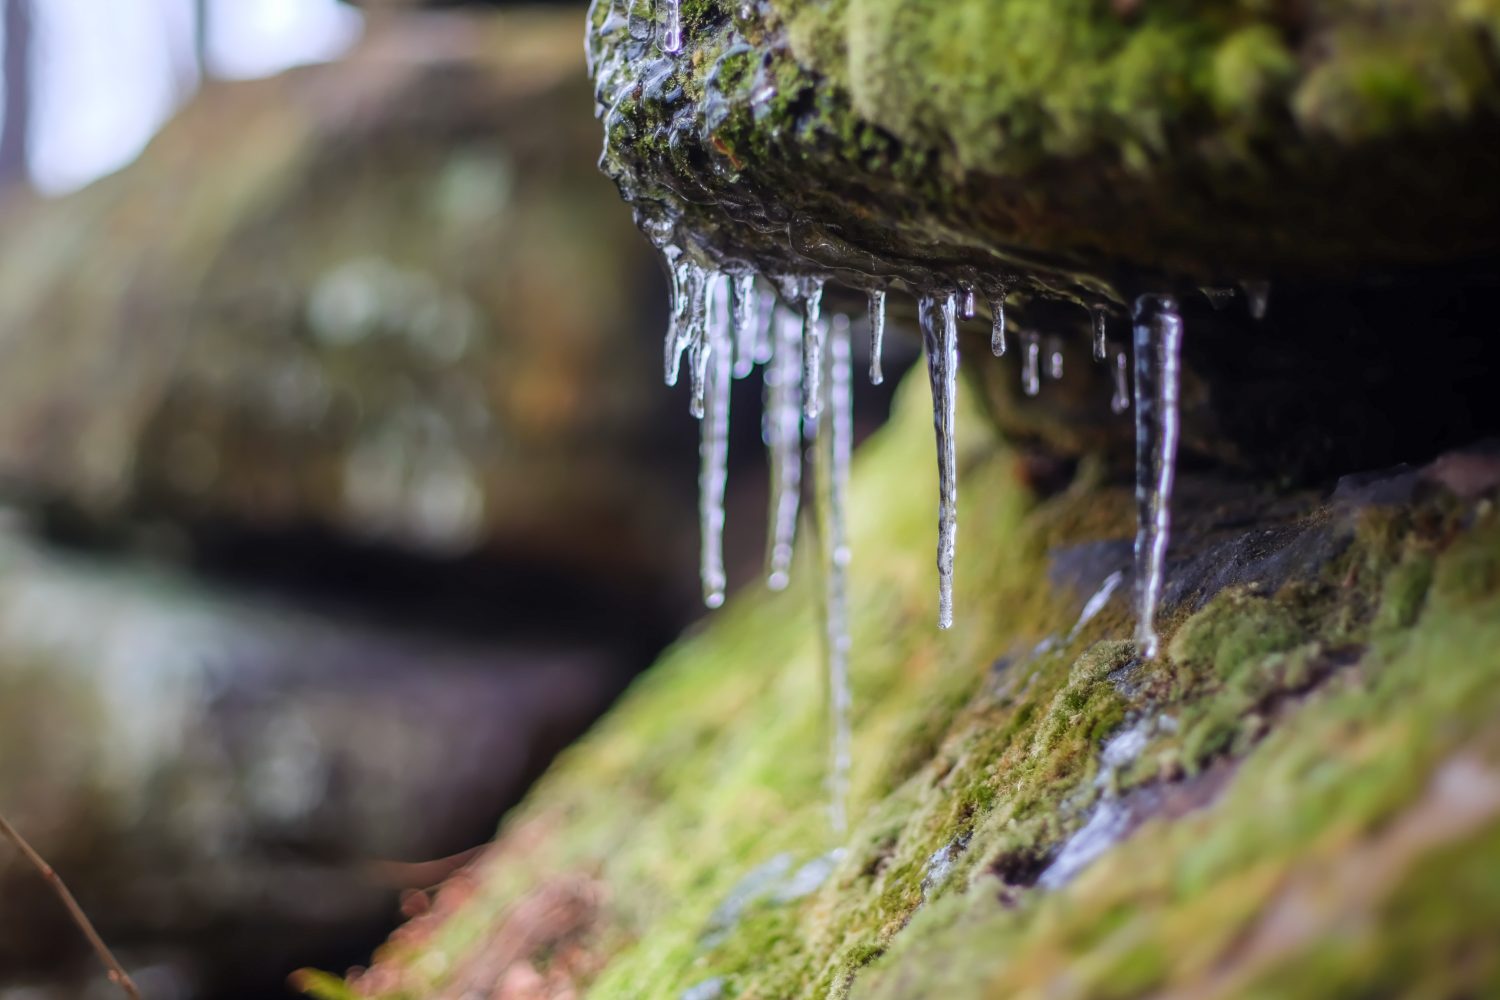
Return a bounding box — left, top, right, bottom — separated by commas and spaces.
589, 0, 1500, 290
341, 371, 1500, 999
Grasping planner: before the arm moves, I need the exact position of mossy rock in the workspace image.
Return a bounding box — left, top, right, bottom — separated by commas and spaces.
344, 370, 1500, 999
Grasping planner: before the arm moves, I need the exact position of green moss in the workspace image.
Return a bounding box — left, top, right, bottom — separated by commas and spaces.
1166, 587, 1307, 682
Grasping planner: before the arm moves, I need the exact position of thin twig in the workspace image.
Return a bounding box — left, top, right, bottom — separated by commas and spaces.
0, 810, 142, 999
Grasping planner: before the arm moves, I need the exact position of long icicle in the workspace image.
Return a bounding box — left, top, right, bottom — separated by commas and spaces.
699, 276, 733, 607
764, 303, 803, 590
919, 293, 959, 630
867, 289, 887, 385
1131, 294, 1183, 660
801, 280, 827, 420
815, 314, 854, 833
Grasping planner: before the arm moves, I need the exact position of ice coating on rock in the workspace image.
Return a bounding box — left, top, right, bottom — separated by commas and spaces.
627, 0, 653, 41
1092, 307, 1108, 361
990, 297, 1007, 357
1046, 336, 1064, 380
699, 277, 733, 607
1021, 332, 1041, 397
1131, 294, 1183, 660
661, 0, 682, 53
800, 280, 826, 421
867, 289, 887, 385
764, 303, 804, 590
1111, 347, 1131, 414
730, 274, 760, 379
815, 314, 854, 832
919, 294, 959, 631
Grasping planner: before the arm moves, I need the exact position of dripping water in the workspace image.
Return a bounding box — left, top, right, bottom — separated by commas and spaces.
815, 314, 854, 833
918, 294, 959, 630
1021, 332, 1041, 397
867, 289, 887, 385
699, 276, 733, 607
990, 297, 1007, 357
763, 303, 804, 591
1131, 295, 1183, 660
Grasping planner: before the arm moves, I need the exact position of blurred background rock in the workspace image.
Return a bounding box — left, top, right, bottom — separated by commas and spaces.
0, 2, 888, 996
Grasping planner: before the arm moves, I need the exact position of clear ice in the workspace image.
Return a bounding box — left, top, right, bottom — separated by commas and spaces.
663, 254, 696, 387
867, 289, 887, 385
699, 276, 733, 607
730, 274, 760, 379
1091, 307, 1108, 361
662, 0, 682, 52
918, 293, 959, 630
990, 297, 1007, 357
1110, 348, 1130, 414
1046, 336, 1064, 380
764, 303, 803, 591
800, 280, 826, 421
815, 314, 854, 832
1131, 294, 1183, 660
1021, 332, 1041, 396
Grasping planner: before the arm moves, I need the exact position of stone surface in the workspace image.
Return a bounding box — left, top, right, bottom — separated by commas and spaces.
342, 370, 1500, 999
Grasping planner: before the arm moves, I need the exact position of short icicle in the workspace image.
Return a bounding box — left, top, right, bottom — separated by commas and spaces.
867, 289, 887, 385
1021, 332, 1041, 396
763, 304, 804, 590
663, 253, 696, 387
686, 270, 717, 418
699, 277, 733, 608
990, 297, 1007, 357
1131, 294, 1183, 660
1110, 348, 1130, 414
1092, 307, 1108, 361
919, 293, 959, 630
959, 287, 977, 320
814, 310, 854, 834
1046, 336, 1064, 380
662, 0, 682, 53
730, 274, 759, 379
801, 280, 827, 421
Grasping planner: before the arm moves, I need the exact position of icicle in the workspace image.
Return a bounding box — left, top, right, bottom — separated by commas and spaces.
1021, 332, 1041, 396
1241, 280, 1270, 320
989, 297, 1007, 357
751, 287, 776, 366
801, 280, 827, 421
662, 0, 682, 52
763, 304, 803, 590
867, 289, 887, 385
815, 308, 854, 833
730, 274, 759, 379
686, 270, 716, 418
959, 287, 977, 320
1046, 336, 1064, 380
1092, 307, 1108, 361
663, 253, 694, 387
1131, 294, 1183, 660
1200, 286, 1236, 311
1110, 348, 1130, 414
918, 293, 959, 630
699, 276, 733, 608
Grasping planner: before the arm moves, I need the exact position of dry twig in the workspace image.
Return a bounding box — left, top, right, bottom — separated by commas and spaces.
0, 810, 142, 999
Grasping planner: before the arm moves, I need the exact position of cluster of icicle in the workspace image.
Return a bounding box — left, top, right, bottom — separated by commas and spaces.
657, 248, 1214, 830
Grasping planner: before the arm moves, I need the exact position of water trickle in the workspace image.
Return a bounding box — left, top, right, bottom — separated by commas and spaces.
699, 277, 733, 607
1131, 294, 1183, 660
1242, 280, 1270, 320
661, 0, 682, 53
763, 303, 803, 590
990, 297, 1007, 357
1021, 332, 1041, 396
867, 289, 887, 385
686, 270, 718, 418
1110, 348, 1131, 414
1046, 336, 1064, 380
1091, 307, 1108, 361
918, 294, 959, 630
801, 280, 827, 421
730, 274, 760, 379
815, 314, 854, 832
